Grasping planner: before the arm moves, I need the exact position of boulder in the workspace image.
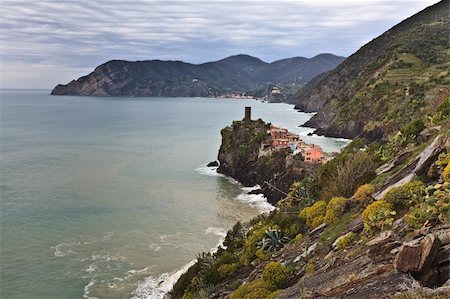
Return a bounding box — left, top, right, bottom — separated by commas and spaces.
394, 240, 422, 272
394, 234, 441, 274
207, 161, 219, 167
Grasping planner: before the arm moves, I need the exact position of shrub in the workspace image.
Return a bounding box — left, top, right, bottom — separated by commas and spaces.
336, 232, 356, 250
443, 162, 450, 183
255, 248, 270, 261
362, 200, 396, 230
231, 279, 281, 299
353, 184, 375, 204
404, 183, 450, 228
316, 146, 376, 200
217, 263, 239, 278
231, 279, 270, 299
262, 262, 290, 289
294, 233, 303, 243
299, 201, 327, 229
305, 262, 315, 275
325, 197, 348, 224
383, 181, 425, 208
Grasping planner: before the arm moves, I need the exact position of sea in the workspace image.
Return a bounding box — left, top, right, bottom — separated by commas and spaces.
0, 89, 349, 299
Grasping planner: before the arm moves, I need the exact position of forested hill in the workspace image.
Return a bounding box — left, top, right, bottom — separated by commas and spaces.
51, 54, 344, 97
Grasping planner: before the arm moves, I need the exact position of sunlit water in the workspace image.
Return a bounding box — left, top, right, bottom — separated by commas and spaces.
0, 90, 349, 299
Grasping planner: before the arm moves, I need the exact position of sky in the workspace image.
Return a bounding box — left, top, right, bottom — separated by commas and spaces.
0, 0, 441, 89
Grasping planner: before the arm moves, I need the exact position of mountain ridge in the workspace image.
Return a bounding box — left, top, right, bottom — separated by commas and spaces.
51, 53, 345, 97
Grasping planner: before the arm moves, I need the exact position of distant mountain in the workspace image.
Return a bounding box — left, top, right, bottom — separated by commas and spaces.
51, 54, 345, 97
291, 0, 449, 139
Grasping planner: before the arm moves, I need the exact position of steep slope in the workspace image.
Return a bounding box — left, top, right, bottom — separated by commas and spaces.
51, 54, 344, 97
292, 0, 449, 139
250, 54, 345, 87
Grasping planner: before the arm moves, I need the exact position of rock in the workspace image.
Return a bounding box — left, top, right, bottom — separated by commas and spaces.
417, 234, 441, 274
375, 150, 413, 175
394, 234, 441, 274
207, 161, 219, 167
367, 231, 393, 247
435, 228, 450, 245
434, 244, 450, 265
310, 223, 327, 236
374, 135, 447, 200
394, 240, 423, 272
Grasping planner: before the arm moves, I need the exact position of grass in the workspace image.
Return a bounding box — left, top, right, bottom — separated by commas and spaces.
319, 212, 354, 244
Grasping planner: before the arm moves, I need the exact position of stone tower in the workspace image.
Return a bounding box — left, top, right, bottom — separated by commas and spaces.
244, 106, 251, 121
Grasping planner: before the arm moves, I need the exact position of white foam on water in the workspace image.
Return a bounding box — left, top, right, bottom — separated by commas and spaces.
195, 166, 224, 177
83, 279, 99, 299
131, 260, 196, 299
205, 227, 227, 238
51, 242, 76, 257
236, 192, 275, 213
241, 185, 261, 193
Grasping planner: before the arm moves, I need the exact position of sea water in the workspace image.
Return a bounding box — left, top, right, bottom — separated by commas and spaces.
0, 90, 348, 299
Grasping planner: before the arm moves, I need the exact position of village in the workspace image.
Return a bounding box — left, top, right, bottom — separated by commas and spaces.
240, 105, 328, 164
265, 124, 326, 163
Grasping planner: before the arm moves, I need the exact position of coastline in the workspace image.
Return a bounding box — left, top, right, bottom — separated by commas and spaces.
129, 166, 275, 299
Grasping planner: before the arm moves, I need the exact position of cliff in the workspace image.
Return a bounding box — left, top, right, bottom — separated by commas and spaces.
171, 116, 450, 299
217, 118, 317, 204
291, 0, 449, 140
50, 54, 344, 98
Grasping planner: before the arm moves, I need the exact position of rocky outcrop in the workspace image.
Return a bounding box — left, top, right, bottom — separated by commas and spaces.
217, 119, 317, 204
373, 134, 447, 199
51, 54, 345, 97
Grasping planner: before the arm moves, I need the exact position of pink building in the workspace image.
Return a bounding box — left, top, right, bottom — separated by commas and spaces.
299, 144, 323, 163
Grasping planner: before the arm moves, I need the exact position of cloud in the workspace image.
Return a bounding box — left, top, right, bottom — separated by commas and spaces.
0, 0, 441, 88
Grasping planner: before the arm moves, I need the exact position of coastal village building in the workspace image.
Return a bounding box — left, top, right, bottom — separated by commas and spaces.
268, 124, 323, 163
297, 144, 324, 163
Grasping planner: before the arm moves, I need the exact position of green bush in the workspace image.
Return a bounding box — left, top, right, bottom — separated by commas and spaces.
325, 197, 348, 224
336, 232, 356, 250
217, 262, 239, 278
262, 262, 290, 289
353, 184, 375, 204
230, 279, 281, 299
299, 200, 327, 229
362, 200, 396, 230
383, 181, 425, 208
404, 183, 450, 228
231, 279, 270, 299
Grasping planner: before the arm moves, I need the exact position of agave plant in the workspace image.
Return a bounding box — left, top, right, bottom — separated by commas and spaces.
196, 252, 215, 270
258, 228, 290, 252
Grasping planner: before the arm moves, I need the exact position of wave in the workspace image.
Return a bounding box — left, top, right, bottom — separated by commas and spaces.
131, 260, 196, 299
83, 279, 98, 299
205, 227, 227, 238
236, 192, 275, 213
195, 166, 224, 177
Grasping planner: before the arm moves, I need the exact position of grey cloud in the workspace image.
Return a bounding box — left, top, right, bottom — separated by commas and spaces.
0, 0, 440, 88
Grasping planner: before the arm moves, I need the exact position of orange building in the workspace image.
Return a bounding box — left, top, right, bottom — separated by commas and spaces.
270, 125, 289, 147
299, 144, 323, 163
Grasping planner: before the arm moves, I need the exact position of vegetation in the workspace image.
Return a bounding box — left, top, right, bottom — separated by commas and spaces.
336, 232, 356, 250
258, 228, 290, 252
299, 200, 327, 229
325, 197, 348, 224
262, 262, 290, 289
353, 183, 375, 205
362, 200, 396, 231
383, 181, 425, 209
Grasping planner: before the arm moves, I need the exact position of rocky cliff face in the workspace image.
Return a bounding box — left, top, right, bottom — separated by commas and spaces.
217, 119, 316, 204
51, 54, 344, 98
292, 0, 450, 140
